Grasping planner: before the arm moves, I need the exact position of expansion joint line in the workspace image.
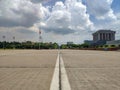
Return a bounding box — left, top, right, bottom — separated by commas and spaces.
59, 52, 62, 90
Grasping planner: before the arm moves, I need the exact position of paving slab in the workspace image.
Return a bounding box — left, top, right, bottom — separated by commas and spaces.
0, 50, 58, 90
0, 68, 53, 90
62, 50, 120, 90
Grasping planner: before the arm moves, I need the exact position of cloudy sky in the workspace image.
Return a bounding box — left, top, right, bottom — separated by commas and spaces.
0, 0, 120, 44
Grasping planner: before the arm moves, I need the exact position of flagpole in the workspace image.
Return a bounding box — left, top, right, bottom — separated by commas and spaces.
39, 30, 41, 50
39, 36, 40, 50
2, 35, 5, 50
39, 30, 40, 50
13, 36, 15, 49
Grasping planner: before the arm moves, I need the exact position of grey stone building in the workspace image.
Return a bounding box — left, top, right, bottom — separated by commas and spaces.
92, 30, 116, 45
92, 30, 116, 42
67, 42, 73, 45
84, 40, 94, 45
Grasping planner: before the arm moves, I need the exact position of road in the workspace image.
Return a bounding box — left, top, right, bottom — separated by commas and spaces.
0, 50, 120, 90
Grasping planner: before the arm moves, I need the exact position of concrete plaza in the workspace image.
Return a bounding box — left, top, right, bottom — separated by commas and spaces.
62, 50, 120, 90
0, 50, 57, 90
0, 50, 120, 90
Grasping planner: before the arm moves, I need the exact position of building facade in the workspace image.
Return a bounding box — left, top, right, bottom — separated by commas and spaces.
107, 40, 120, 46
84, 40, 94, 45
92, 30, 116, 42
67, 42, 73, 45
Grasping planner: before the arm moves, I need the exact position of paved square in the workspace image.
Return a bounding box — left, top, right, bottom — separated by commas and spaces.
0, 50, 58, 90
62, 50, 120, 90
0, 50, 120, 90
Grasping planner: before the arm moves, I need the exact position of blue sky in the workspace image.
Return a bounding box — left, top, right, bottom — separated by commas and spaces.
0, 0, 120, 44
112, 0, 120, 13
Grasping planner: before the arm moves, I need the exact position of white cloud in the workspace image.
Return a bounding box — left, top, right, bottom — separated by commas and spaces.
66, 0, 94, 30
41, 0, 94, 35
0, 0, 49, 27
53, 1, 66, 11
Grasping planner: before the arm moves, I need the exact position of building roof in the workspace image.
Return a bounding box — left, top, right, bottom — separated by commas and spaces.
92, 29, 116, 35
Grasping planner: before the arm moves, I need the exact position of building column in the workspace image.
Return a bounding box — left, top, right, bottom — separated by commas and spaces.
109, 33, 113, 41
111, 33, 114, 40
93, 35, 95, 41
109, 33, 111, 41
101, 33, 103, 40
98, 33, 100, 40
113, 33, 115, 40
103, 33, 105, 40
107, 33, 108, 40
107, 33, 110, 41
96, 35, 98, 40
105, 33, 108, 40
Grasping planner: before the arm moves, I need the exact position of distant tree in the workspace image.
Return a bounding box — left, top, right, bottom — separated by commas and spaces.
111, 45, 116, 48
61, 44, 68, 49
104, 45, 108, 47
52, 43, 59, 49
81, 43, 89, 48
119, 45, 120, 47
99, 45, 103, 48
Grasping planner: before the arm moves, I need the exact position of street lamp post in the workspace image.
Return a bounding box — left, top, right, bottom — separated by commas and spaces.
2, 36, 5, 50
13, 36, 15, 49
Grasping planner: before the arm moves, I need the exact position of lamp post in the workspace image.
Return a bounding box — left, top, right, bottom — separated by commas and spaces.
13, 36, 15, 49
2, 35, 5, 50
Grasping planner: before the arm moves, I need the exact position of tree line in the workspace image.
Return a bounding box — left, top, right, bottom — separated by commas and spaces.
0, 41, 59, 49
0, 41, 91, 49
0, 41, 119, 50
